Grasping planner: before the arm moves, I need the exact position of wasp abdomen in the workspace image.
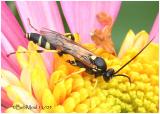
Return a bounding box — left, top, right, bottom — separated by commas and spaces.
26, 33, 56, 50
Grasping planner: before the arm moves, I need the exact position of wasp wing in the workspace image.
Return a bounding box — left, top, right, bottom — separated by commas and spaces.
40, 27, 65, 37
40, 29, 90, 49
41, 30, 97, 69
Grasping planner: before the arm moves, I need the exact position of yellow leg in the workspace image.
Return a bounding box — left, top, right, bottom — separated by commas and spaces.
92, 78, 98, 90
28, 49, 58, 53
55, 68, 86, 84
43, 49, 58, 53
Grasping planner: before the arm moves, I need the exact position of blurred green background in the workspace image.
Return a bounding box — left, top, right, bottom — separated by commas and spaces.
6, 1, 159, 53
112, 1, 158, 52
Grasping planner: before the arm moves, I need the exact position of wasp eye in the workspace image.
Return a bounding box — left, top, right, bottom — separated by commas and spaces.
94, 57, 107, 70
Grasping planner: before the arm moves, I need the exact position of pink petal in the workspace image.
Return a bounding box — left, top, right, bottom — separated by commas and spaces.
1, 56, 17, 76
1, 52, 20, 77
1, 106, 6, 113
1, 89, 13, 108
61, 1, 121, 43
1, 33, 21, 76
16, 1, 64, 33
150, 13, 159, 43
16, 1, 65, 74
1, 2, 28, 49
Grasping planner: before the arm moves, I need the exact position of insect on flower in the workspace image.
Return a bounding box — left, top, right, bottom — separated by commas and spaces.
7, 19, 155, 84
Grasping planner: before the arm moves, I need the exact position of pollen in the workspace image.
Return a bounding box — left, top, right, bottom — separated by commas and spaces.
2, 30, 158, 113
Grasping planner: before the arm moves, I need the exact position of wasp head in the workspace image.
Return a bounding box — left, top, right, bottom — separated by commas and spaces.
102, 68, 115, 82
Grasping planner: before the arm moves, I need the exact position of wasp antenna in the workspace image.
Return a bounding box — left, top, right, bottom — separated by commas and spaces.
7, 50, 46, 57
27, 18, 40, 33
7, 51, 28, 57
114, 37, 156, 74
7, 52, 16, 57
113, 74, 131, 85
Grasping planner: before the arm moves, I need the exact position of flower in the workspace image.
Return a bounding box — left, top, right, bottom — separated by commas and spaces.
1, 1, 159, 113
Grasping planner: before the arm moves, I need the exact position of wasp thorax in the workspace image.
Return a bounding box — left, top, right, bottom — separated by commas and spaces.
94, 57, 107, 70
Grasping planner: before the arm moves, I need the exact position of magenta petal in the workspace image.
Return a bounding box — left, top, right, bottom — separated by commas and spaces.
1, 49, 20, 76
150, 13, 159, 43
1, 88, 13, 108
1, 55, 18, 76
16, 1, 65, 74
40, 53, 54, 75
1, 2, 28, 49
16, 1, 64, 33
61, 1, 121, 43
1, 106, 6, 113
1, 33, 21, 76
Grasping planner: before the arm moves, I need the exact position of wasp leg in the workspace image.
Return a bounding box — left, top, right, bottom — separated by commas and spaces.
57, 46, 72, 56
64, 33, 75, 41
94, 73, 99, 78
92, 78, 98, 89
66, 60, 85, 68
94, 72, 102, 78
58, 51, 67, 56
75, 60, 86, 68
42, 49, 58, 53
66, 60, 77, 66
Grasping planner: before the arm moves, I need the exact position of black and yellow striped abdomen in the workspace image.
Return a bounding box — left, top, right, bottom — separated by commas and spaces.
26, 33, 56, 50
